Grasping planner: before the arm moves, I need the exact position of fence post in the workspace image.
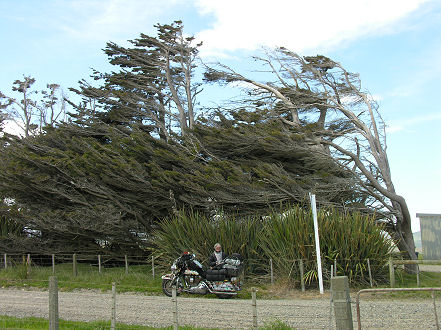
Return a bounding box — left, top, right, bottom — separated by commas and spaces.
432, 291, 439, 330
52, 254, 55, 275
26, 254, 31, 277
172, 285, 178, 330
331, 276, 353, 330
49, 276, 59, 330
367, 258, 373, 288
73, 253, 77, 277
270, 258, 274, 284
125, 255, 128, 275
252, 287, 258, 330
299, 259, 305, 292
4, 253, 7, 269
389, 257, 395, 288
111, 282, 116, 330
98, 255, 102, 274
334, 259, 337, 277
416, 264, 420, 287
151, 255, 155, 278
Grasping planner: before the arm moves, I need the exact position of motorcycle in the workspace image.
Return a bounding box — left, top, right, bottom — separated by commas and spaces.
161, 251, 243, 299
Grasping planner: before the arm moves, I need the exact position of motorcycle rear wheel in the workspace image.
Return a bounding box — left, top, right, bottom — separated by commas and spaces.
162, 279, 180, 297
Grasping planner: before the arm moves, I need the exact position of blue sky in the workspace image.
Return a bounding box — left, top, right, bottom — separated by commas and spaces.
1, 0, 440, 231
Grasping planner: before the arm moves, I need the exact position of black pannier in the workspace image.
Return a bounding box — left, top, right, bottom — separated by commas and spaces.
206, 268, 227, 281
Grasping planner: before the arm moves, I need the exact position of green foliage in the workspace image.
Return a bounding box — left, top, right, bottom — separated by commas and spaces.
259, 206, 393, 285
151, 211, 264, 272
151, 207, 393, 285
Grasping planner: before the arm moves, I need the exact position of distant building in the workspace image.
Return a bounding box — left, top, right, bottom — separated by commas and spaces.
416, 213, 441, 260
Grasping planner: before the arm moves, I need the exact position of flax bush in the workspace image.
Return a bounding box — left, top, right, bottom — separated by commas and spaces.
258, 206, 393, 285
152, 206, 393, 285
151, 211, 264, 273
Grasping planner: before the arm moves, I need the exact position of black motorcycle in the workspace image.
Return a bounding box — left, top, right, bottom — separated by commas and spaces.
161, 252, 243, 299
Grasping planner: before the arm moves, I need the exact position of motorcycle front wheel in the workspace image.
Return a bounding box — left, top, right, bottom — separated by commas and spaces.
162, 279, 181, 297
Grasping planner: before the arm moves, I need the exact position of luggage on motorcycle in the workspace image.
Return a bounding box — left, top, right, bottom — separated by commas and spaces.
222, 254, 242, 277
206, 268, 227, 281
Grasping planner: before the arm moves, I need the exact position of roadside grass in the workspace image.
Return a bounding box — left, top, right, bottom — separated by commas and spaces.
0, 315, 292, 329
1, 262, 441, 299
0, 263, 163, 293
0, 315, 220, 329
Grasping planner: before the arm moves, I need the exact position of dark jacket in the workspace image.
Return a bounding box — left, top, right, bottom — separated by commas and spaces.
209, 251, 227, 268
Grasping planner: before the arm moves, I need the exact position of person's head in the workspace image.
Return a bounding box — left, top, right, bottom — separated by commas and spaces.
214, 243, 222, 252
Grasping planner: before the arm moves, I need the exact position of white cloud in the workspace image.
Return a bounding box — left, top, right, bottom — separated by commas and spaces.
195, 0, 431, 57
386, 112, 441, 133
58, 0, 184, 43
2, 120, 25, 137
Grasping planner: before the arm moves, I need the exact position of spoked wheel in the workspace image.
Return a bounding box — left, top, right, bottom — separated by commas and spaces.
162, 278, 181, 297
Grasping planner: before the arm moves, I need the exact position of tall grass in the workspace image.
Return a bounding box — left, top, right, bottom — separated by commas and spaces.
152, 206, 393, 285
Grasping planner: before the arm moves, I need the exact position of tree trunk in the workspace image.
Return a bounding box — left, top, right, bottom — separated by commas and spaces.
390, 196, 418, 273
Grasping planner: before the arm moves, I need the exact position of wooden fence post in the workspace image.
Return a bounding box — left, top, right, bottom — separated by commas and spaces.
4, 253, 7, 269
416, 264, 420, 287
151, 255, 155, 278
334, 259, 337, 277
331, 276, 353, 330
52, 254, 55, 275
111, 282, 116, 330
98, 255, 102, 274
172, 286, 178, 330
432, 291, 439, 330
73, 253, 77, 277
49, 276, 59, 330
125, 255, 128, 275
299, 259, 305, 292
270, 258, 274, 284
252, 287, 258, 330
367, 258, 373, 288
389, 257, 395, 288
26, 254, 31, 277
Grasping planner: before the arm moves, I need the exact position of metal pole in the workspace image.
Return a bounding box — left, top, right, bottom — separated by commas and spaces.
252, 288, 258, 330
270, 258, 274, 284
433, 291, 439, 330
98, 255, 102, 274
172, 285, 178, 330
367, 258, 373, 288
49, 276, 59, 330
111, 282, 116, 330
299, 259, 305, 292
331, 265, 334, 279
310, 193, 324, 294
4, 253, 7, 269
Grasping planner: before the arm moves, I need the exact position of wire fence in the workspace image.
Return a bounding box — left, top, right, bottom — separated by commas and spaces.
0, 277, 440, 329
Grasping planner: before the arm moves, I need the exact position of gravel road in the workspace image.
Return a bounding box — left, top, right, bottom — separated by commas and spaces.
0, 288, 440, 329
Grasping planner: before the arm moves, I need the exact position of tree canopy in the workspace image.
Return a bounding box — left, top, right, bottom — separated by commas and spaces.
0, 22, 416, 262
